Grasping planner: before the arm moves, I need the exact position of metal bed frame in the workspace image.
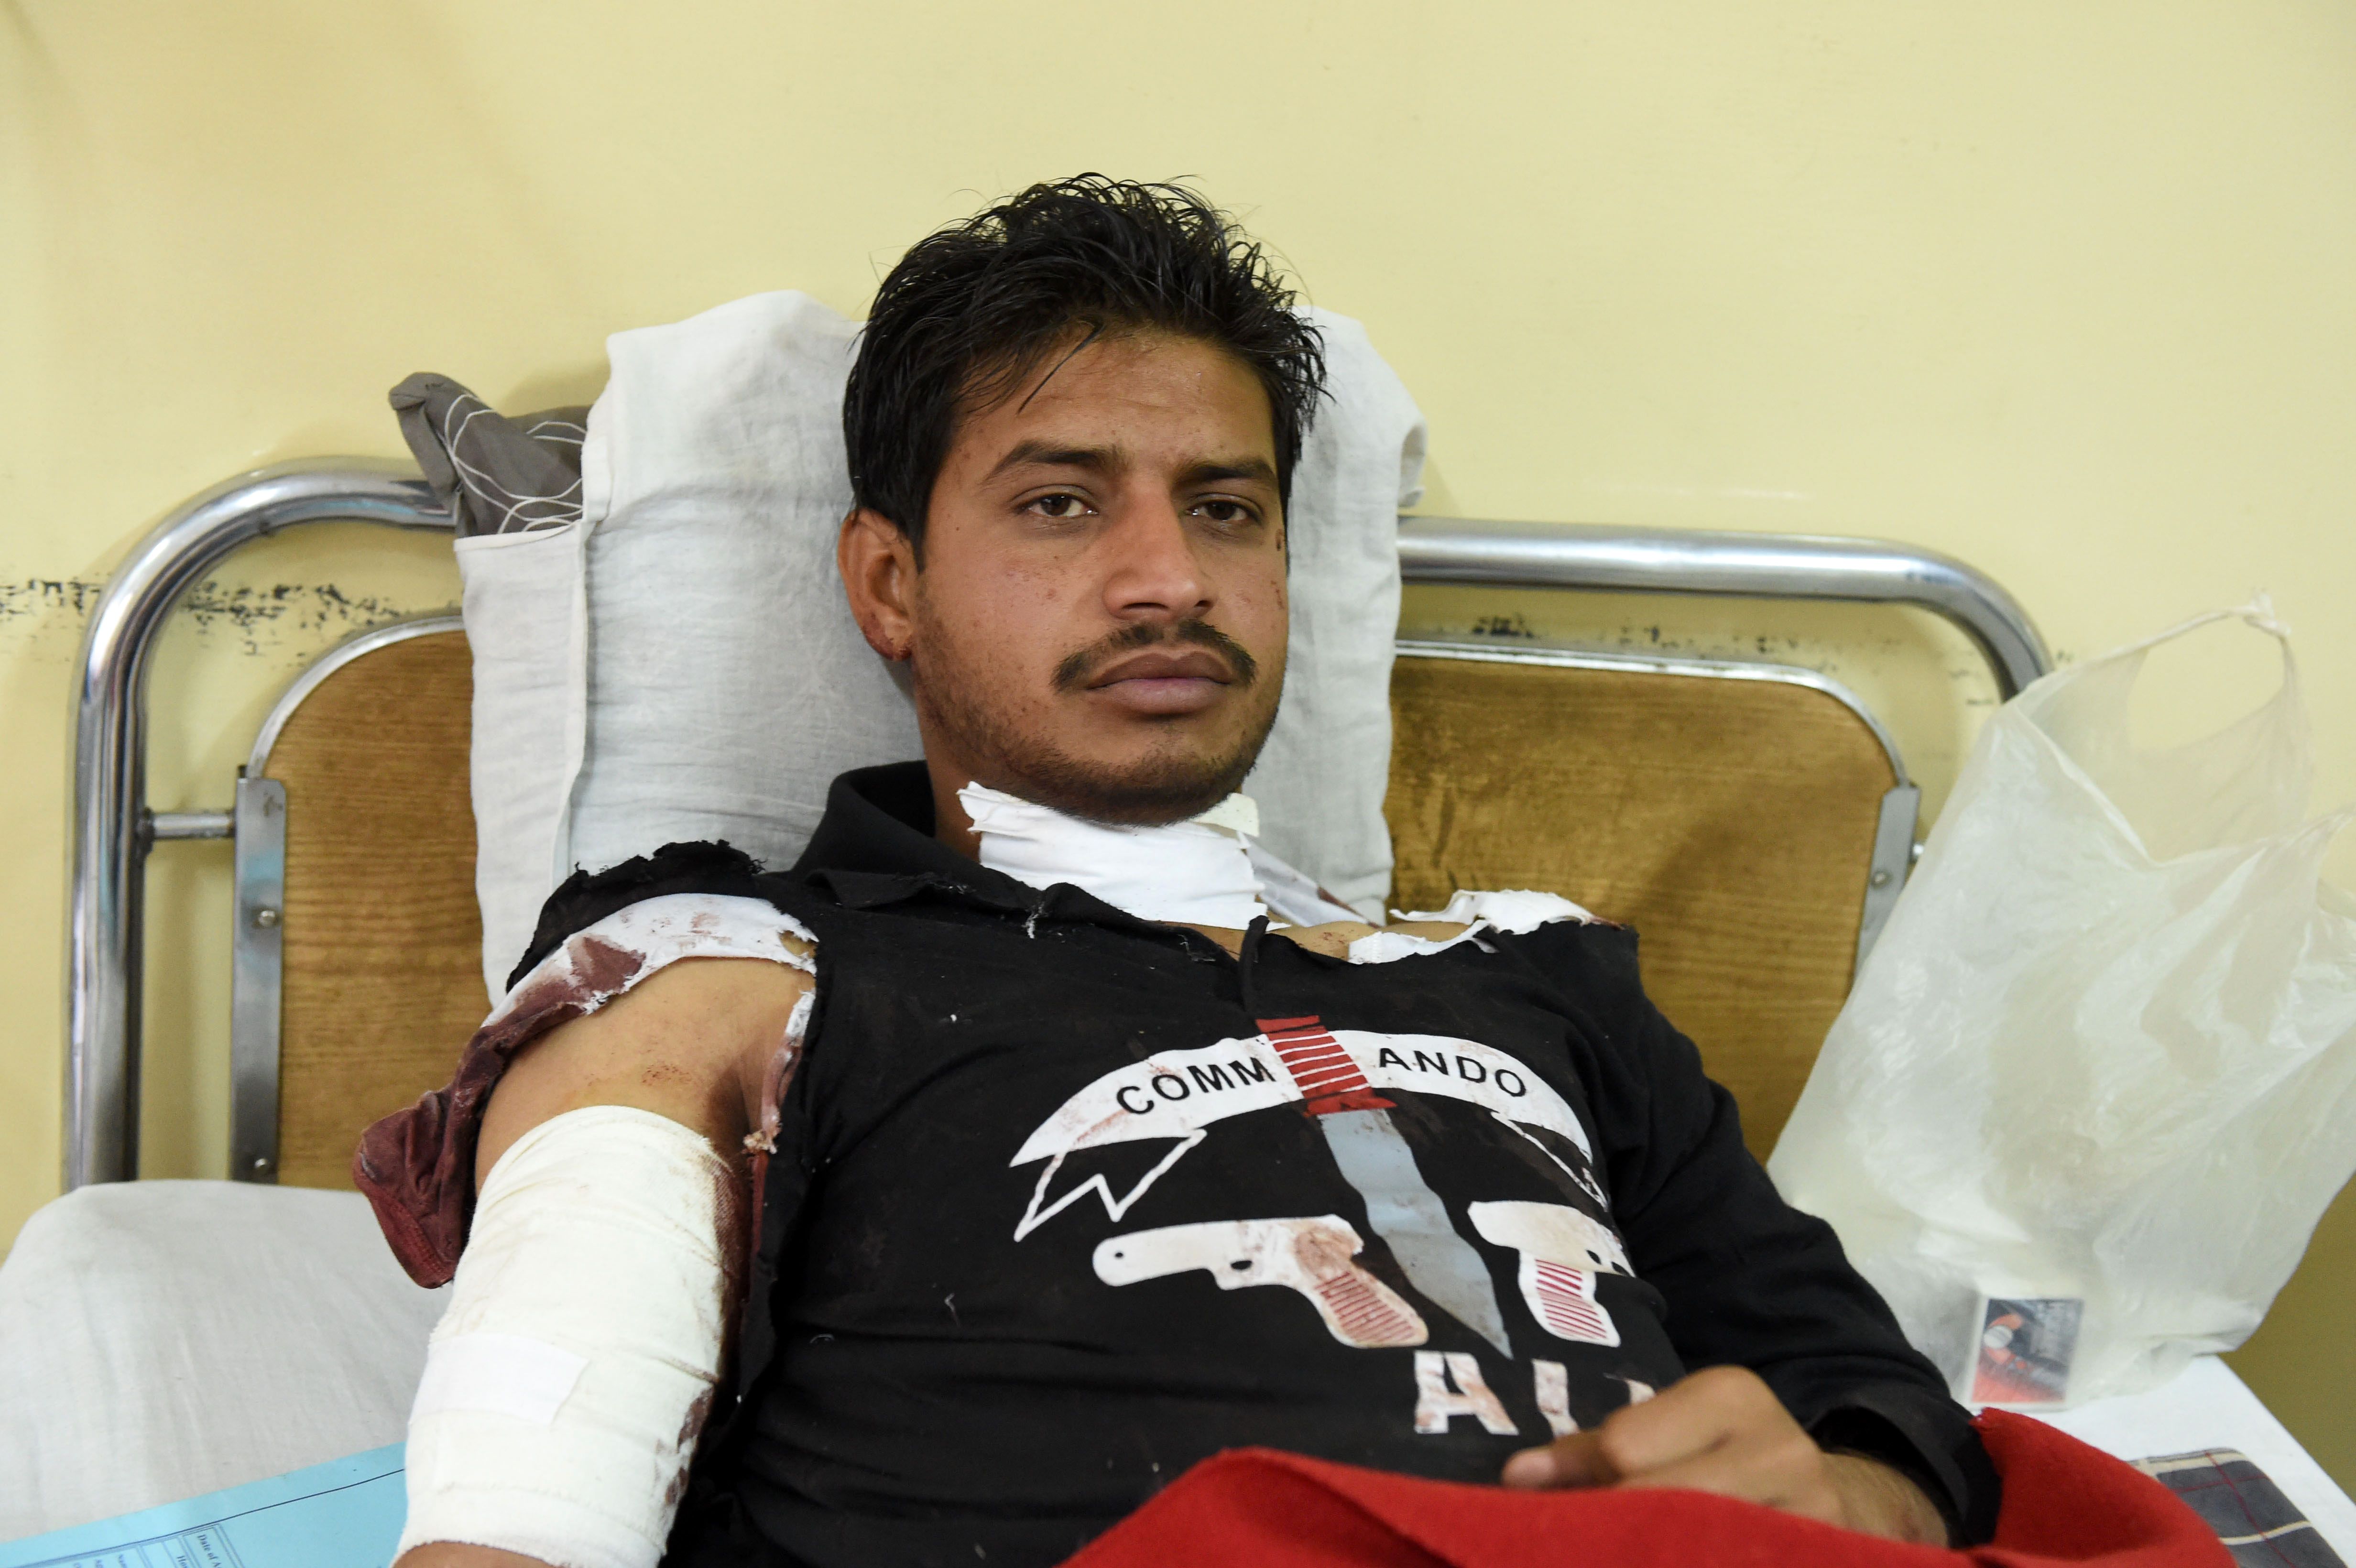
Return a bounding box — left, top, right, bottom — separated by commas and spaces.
65, 457, 2051, 1188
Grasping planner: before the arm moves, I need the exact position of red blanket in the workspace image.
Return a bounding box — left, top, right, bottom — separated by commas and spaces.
1063, 1412, 2231, 1568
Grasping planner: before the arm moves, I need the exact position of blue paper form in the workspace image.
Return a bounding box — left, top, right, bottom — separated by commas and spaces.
0, 1446, 405, 1568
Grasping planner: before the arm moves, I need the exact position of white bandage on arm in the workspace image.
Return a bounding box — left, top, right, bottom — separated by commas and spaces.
398, 1105, 732, 1568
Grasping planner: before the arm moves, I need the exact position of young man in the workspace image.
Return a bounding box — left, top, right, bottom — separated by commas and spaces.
367, 177, 1995, 1568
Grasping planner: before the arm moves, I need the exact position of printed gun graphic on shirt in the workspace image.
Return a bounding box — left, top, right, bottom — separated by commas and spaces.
1467, 1199, 1629, 1348
1092, 1215, 1429, 1349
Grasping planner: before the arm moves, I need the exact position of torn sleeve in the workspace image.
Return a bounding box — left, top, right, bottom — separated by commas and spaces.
355, 843, 814, 1287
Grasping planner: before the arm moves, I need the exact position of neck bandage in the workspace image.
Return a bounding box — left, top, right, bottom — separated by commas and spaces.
398, 1105, 731, 1568
962, 783, 1280, 929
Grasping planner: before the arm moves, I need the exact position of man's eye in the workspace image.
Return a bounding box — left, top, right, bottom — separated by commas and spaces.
1028, 493, 1092, 520
1194, 500, 1257, 526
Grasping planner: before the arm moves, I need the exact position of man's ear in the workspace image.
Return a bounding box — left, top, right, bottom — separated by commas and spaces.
838, 507, 920, 662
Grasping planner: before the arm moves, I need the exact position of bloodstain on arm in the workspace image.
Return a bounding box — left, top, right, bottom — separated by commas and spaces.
354, 928, 814, 1288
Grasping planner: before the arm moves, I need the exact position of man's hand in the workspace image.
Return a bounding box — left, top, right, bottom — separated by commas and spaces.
1498, 1365, 1950, 1546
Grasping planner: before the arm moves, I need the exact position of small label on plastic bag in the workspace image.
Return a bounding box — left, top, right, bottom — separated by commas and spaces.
1970, 1296, 2083, 1406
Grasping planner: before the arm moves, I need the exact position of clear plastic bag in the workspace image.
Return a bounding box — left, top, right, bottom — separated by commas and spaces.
1767, 601, 2356, 1406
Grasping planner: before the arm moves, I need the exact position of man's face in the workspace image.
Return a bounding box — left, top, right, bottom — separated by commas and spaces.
841, 329, 1289, 828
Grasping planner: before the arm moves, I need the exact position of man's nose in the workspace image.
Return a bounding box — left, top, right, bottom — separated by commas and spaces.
1101, 501, 1212, 623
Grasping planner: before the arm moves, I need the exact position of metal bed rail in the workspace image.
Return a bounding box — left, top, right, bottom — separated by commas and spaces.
67, 461, 453, 1190
65, 458, 2051, 1187
1396, 516, 2050, 702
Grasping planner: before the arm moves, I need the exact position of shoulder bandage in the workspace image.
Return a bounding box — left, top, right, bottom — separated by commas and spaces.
1348, 888, 1597, 964
492, 891, 814, 1015
399, 1105, 731, 1568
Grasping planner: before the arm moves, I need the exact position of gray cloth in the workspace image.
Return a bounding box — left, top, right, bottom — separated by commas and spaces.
2135, 1450, 2347, 1568
389, 371, 588, 536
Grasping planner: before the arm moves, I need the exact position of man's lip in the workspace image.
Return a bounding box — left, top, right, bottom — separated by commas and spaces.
1088, 649, 1233, 687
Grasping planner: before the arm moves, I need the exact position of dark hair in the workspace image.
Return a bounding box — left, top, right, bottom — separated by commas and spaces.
843, 175, 1327, 550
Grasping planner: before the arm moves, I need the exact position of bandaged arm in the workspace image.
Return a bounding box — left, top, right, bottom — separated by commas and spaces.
396, 893, 814, 1568
398, 1107, 730, 1568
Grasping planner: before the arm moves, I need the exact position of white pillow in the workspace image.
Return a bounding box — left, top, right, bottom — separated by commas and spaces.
464, 292, 1425, 995
569, 293, 920, 890
1243, 309, 1426, 917
457, 523, 589, 1002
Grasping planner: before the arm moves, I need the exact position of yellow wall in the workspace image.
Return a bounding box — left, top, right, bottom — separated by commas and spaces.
4, 0, 2352, 1480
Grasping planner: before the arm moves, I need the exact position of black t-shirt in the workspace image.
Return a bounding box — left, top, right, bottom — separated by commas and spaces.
514, 763, 1998, 1567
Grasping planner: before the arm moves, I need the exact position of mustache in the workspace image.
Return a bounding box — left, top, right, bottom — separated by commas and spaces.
1052, 619, 1261, 695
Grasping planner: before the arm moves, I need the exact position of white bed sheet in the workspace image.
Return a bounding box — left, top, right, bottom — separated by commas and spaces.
0, 1180, 444, 1540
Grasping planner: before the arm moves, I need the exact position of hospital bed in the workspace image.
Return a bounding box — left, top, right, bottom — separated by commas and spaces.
12, 449, 2351, 1553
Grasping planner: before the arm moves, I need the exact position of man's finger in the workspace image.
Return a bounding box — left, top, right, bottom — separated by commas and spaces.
1500, 1371, 1734, 1489
1499, 1366, 1797, 1492
1500, 1430, 1619, 1490
1609, 1423, 1845, 1527
1592, 1364, 1789, 1481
